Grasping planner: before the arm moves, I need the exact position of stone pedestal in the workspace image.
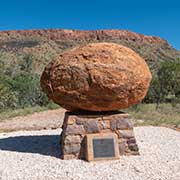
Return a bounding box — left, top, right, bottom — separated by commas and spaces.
60, 111, 139, 160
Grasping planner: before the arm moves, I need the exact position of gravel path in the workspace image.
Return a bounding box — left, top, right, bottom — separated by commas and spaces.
0, 109, 65, 132
0, 126, 180, 180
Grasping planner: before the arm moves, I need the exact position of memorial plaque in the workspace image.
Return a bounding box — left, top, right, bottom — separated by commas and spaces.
86, 133, 120, 161
93, 138, 115, 158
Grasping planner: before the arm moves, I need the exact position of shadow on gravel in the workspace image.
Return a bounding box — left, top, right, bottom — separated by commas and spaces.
0, 135, 61, 158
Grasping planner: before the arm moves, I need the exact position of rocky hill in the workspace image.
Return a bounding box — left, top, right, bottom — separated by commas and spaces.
0, 29, 179, 73
0, 29, 179, 111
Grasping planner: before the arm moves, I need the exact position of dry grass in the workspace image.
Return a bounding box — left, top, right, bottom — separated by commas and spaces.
126, 103, 180, 128
0, 103, 59, 121
1, 103, 180, 131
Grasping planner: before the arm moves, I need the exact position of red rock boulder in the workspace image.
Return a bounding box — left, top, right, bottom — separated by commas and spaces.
41, 43, 152, 111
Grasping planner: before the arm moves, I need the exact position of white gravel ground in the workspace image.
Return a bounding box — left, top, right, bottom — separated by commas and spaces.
0, 126, 180, 180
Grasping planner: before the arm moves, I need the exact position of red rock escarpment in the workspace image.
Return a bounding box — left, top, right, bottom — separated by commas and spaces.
0, 29, 168, 45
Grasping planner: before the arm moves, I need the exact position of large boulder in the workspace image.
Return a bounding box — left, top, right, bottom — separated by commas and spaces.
41, 43, 152, 111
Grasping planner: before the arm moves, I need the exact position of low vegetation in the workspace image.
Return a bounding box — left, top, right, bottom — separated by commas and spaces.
126, 103, 180, 128
0, 33, 180, 127
0, 102, 59, 121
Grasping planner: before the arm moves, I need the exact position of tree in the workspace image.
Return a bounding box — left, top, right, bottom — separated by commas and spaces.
145, 59, 180, 109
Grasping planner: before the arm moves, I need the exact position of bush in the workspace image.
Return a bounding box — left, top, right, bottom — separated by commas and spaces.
7, 73, 49, 108
0, 53, 50, 111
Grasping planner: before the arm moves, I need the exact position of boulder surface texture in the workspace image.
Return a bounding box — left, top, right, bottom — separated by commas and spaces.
41, 42, 152, 111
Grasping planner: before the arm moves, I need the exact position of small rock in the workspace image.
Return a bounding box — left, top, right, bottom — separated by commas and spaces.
128, 143, 139, 151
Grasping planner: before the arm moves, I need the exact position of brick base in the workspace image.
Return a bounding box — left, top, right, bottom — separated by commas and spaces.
60, 111, 139, 160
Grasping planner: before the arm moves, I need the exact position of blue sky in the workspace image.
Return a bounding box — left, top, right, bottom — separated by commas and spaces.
0, 0, 179, 49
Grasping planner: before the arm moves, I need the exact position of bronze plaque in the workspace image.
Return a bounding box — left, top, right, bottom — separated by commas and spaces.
93, 138, 115, 158
86, 133, 119, 161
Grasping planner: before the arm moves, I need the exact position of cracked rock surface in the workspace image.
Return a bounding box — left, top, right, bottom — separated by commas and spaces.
41, 42, 152, 111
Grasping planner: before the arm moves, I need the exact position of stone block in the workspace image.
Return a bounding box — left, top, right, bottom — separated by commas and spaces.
84, 120, 99, 133
127, 137, 136, 144
117, 130, 134, 138
76, 118, 85, 125
102, 113, 129, 120
64, 143, 81, 154
63, 154, 76, 160
110, 118, 133, 130
119, 141, 128, 155
66, 125, 85, 135
67, 116, 76, 125
64, 135, 81, 144
116, 119, 133, 130
118, 138, 127, 143
61, 111, 139, 160
98, 120, 110, 130
110, 119, 117, 131
76, 117, 101, 125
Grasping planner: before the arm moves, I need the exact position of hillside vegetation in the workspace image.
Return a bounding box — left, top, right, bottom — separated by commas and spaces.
0, 29, 180, 115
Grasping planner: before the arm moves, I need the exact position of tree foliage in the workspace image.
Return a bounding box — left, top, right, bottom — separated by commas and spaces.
144, 59, 180, 108
0, 53, 49, 112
